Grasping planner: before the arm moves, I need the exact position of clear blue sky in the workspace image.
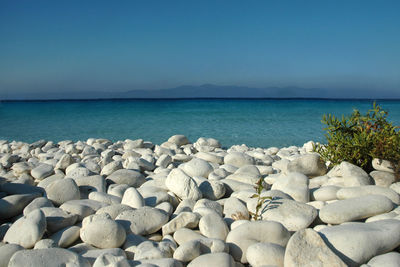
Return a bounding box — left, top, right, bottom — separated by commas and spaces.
0, 0, 399, 96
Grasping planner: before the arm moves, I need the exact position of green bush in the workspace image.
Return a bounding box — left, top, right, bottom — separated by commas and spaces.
315, 102, 400, 173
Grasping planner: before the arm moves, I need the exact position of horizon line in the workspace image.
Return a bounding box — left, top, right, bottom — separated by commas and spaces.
2, 97, 400, 102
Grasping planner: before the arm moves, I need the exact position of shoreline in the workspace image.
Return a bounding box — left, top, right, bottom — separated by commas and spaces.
1, 135, 400, 266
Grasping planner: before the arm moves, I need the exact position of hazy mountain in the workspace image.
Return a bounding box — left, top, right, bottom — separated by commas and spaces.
1, 84, 399, 100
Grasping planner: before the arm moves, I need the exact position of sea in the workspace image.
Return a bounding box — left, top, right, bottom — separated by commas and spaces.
1, 99, 400, 149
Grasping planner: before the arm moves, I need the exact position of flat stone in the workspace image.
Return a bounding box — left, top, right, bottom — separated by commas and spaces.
318, 219, 400, 266
336, 185, 400, 205
226, 221, 290, 263
116, 207, 169, 235
30, 163, 54, 180
246, 242, 285, 267
162, 212, 200, 235
101, 161, 123, 176
284, 228, 346, 267
46, 178, 80, 206
80, 214, 126, 249
0, 193, 41, 219
319, 195, 394, 224
8, 248, 90, 267
89, 192, 121, 205
4, 209, 46, 248
106, 169, 146, 188
50, 225, 81, 248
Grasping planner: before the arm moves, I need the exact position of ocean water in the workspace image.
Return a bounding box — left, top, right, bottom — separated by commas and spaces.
1, 99, 400, 148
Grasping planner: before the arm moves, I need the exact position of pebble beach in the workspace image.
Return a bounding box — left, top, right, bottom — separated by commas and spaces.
1, 135, 400, 267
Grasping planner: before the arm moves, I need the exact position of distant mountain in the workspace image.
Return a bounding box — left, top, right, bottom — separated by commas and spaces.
1, 84, 399, 100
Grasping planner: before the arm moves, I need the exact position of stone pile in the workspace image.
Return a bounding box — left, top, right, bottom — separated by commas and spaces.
0, 136, 400, 266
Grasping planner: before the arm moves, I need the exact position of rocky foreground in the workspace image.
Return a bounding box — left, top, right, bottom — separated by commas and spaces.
1, 136, 400, 267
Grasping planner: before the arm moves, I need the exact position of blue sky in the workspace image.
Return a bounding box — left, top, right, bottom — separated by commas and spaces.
0, 0, 399, 96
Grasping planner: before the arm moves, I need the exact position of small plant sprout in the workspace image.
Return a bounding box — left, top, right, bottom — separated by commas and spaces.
249, 177, 272, 220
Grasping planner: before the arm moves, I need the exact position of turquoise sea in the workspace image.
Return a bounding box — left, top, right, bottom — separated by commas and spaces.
1, 99, 400, 148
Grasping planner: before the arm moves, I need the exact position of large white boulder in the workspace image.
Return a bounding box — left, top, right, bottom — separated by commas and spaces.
318, 219, 400, 266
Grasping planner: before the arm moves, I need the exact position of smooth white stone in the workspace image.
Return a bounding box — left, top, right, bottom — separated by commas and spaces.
246, 242, 285, 267
30, 163, 54, 180
106, 169, 146, 188
319, 195, 394, 224
284, 228, 346, 267
318, 219, 400, 266
198, 213, 229, 240
370, 170, 396, 187
89, 192, 122, 205
336, 185, 400, 205
271, 172, 310, 202
95, 204, 133, 219
93, 253, 130, 267
80, 214, 126, 249
366, 252, 400, 267
187, 252, 235, 267
173, 228, 206, 245
372, 158, 395, 173
0, 193, 41, 219
180, 158, 213, 178
121, 187, 144, 209
287, 153, 327, 177
165, 169, 202, 201
226, 221, 290, 263
311, 185, 340, 201
8, 248, 90, 267
0, 244, 24, 267
40, 207, 78, 233
50, 225, 81, 248
46, 178, 80, 206
173, 238, 228, 262
250, 198, 318, 231
72, 175, 106, 199
116, 207, 169, 235
4, 209, 46, 248
224, 152, 255, 168
162, 212, 200, 236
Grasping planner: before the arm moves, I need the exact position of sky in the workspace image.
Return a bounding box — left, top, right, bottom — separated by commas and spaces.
0, 0, 399, 97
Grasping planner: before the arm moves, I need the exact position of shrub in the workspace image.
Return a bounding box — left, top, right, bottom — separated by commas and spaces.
315, 102, 400, 173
